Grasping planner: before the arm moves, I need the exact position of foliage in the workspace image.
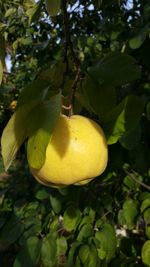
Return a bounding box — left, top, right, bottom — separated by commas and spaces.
0, 0, 150, 266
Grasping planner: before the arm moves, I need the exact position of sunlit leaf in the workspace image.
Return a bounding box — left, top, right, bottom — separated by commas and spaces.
103, 95, 145, 145
1, 80, 49, 170
141, 240, 150, 266
27, 92, 61, 169
45, 0, 61, 16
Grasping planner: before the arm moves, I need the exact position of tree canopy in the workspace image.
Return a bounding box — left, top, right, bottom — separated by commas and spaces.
0, 0, 150, 266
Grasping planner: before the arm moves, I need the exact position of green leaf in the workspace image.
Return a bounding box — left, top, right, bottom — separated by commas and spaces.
35, 189, 50, 200
50, 193, 62, 213
57, 236, 68, 264
0, 60, 3, 85
79, 245, 90, 264
141, 198, 150, 213
0, 216, 24, 245
129, 144, 150, 172
27, 92, 61, 169
141, 240, 150, 267
119, 199, 138, 229
0, 33, 5, 85
129, 25, 149, 49
103, 95, 145, 145
39, 61, 66, 89
103, 98, 126, 144
146, 102, 150, 120
1, 80, 49, 170
14, 236, 42, 267
119, 123, 141, 150
45, 0, 61, 16
26, 0, 43, 24
82, 75, 116, 117
5, 7, 16, 17
88, 52, 141, 87
66, 242, 82, 267
95, 223, 116, 263
41, 233, 57, 267
79, 243, 98, 267
77, 224, 93, 242
63, 205, 81, 232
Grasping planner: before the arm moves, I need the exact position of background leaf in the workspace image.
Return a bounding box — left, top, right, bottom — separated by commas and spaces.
141, 240, 150, 266
88, 52, 141, 87
63, 205, 81, 232
0, 61, 3, 85
45, 0, 61, 16
41, 233, 57, 267
129, 25, 149, 49
95, 223, 117, 263
13, 236, 42, 267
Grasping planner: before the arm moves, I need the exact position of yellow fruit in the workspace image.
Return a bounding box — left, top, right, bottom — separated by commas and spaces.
30, 114, 108, 187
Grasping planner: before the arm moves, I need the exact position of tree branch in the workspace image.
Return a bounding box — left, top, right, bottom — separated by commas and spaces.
124, 169, 150, 191
61, 0, 81, 114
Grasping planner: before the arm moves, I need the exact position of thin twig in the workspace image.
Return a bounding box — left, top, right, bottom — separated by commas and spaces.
69, 66, 81, 116
124, 169, 150, 191
61, 0, 81, 114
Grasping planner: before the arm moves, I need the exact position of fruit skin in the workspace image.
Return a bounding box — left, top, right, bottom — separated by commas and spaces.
30, 114, 108, 187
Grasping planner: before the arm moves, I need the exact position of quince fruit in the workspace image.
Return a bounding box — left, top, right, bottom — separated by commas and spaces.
30, 114, 108, 187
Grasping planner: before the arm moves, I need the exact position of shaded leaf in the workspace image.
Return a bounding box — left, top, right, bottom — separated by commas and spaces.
88, 52, 141, 87
39, 61, 66, 89
82, 75, 116, 117
63, 205, 81, 232
14, 236, 41, 267
66, 242, 82, 267
0, 60, 3, 85
103, 95, 145, 145
129, 144, 150, 172
35, 189, 49, 200
146, 102, 150, 120
119, 123, 141, 150
95, 223, 116, 263
0, 33, 5, 85
57, 236, 68, 265
50, 193, 62, 213
27, 92, 61, 169
41, 233, 57, 267
118, 199, 138, 229
129, 25, 149, 49
0, 216, 24, 245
